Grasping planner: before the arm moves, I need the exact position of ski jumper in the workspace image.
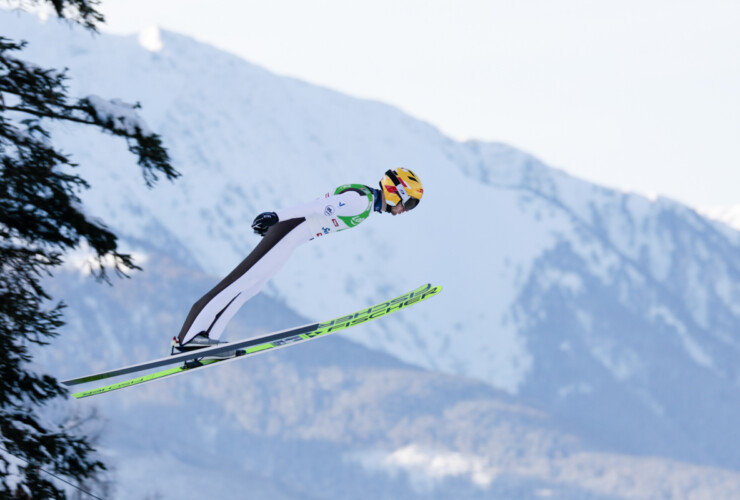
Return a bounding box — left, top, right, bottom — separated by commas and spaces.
177, 185, 381, 345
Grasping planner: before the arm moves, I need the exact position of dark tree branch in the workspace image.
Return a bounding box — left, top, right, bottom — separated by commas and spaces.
0, 4, 179, 496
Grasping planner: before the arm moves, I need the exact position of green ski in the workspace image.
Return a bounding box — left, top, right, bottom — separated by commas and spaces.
69, 283, 441, 399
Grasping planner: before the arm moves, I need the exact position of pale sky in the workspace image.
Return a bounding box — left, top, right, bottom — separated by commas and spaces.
97, 0, 740, 208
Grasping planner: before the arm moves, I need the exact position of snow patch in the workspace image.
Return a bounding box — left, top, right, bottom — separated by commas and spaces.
63, 247, 149, 276
558, 382, 593, 399
347, 445, 497, 492
538, 268, 584, 295
0, 448, 26, 495
585, 335, 640, 382
650, 306, 714, 369
138, 25, 163, 52
85, 95, 153, 136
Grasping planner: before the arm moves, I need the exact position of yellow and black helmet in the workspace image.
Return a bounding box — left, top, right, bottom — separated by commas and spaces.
380, 168, 424, 211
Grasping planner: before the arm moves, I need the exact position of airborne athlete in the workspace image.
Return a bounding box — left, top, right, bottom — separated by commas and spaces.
173, 168, 424, 353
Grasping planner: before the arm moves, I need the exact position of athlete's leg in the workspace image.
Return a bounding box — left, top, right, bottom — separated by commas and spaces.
177, 218, 312, 344
204, 222, 314, 340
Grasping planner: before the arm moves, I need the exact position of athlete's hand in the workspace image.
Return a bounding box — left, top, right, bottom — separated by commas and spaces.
251, 212, 279, 236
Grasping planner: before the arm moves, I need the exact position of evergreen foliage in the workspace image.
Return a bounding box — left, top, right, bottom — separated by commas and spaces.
0, 1, 178, 497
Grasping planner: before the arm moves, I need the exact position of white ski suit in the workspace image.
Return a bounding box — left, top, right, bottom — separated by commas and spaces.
177, 184, 380, 345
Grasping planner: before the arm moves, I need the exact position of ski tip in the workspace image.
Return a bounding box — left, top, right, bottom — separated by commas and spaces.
421, 283, 442, 295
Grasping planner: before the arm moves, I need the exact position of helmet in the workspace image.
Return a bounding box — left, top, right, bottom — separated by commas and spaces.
380, 168, 424, 211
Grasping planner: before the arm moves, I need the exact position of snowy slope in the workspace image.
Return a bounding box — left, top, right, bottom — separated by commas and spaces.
6, 9, 740, 474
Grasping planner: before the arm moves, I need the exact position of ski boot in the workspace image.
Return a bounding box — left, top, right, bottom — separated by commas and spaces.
171, 333, 237, 361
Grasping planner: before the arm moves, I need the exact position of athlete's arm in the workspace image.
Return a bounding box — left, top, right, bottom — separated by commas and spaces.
274, 191, 366, 221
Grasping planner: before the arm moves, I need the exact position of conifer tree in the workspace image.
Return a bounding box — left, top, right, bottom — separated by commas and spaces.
0, 1, 178, 497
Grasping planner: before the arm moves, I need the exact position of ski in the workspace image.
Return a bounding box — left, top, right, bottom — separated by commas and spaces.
65, 283, 441, 399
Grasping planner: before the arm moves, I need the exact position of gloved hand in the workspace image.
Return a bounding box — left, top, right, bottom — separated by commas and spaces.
251, 212, 279, 236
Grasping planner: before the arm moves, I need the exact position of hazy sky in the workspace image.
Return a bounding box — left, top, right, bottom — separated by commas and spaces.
96, 0, 740, 207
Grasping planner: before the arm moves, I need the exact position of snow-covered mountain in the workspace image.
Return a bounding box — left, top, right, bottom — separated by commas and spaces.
6, 10, 740, 498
